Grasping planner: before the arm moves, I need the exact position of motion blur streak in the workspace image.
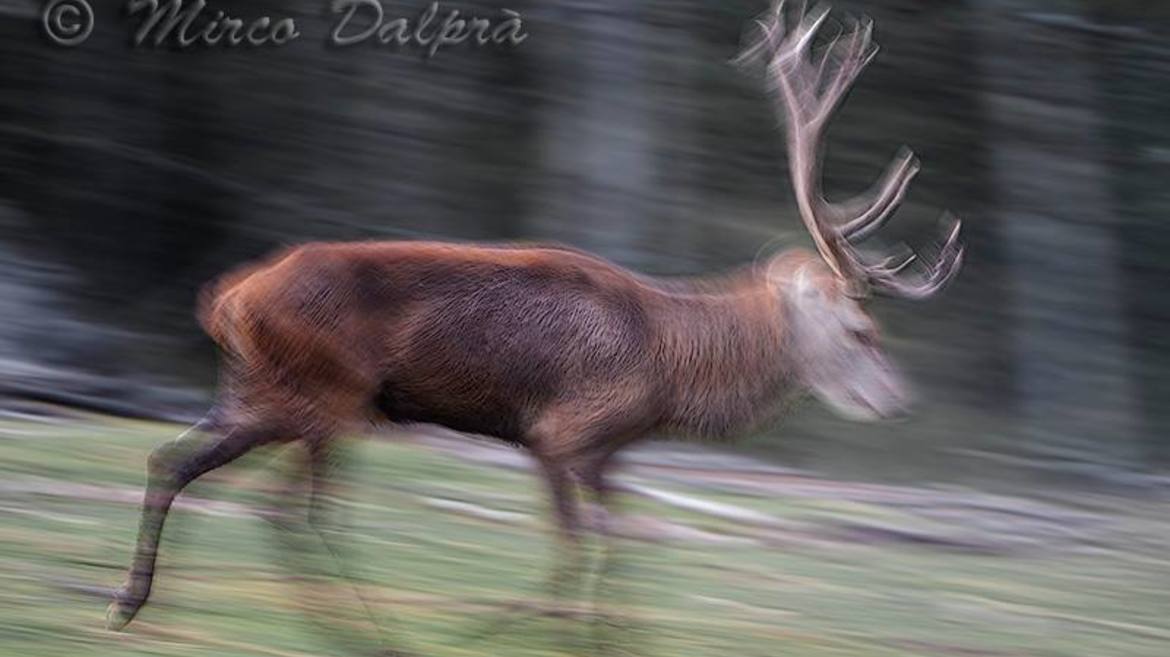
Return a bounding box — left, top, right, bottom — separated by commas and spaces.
0, 1, 1168, 656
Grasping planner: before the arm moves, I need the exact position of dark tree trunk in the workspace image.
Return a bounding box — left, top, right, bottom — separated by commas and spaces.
972, 0, 1140, 470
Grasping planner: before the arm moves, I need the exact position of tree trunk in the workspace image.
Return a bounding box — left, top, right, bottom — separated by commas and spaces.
530, 0, 655, 267
972, 0, 1140, 470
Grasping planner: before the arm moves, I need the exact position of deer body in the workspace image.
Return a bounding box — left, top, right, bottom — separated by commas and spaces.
204, 241, 804, 451
108, 1, 963, 637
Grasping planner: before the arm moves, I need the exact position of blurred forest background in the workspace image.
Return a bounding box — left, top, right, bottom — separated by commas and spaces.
0, 0, 1168, 490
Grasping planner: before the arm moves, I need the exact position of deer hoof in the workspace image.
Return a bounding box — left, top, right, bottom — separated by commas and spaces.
105, 588, 144, 632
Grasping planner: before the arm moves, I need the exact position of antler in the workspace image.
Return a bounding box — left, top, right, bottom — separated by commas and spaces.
736, 1, 963, 299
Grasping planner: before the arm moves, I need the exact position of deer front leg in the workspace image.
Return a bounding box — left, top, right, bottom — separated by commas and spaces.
458, 444, 586, 643
106, 419, 282, 631
580, 450, 648, 657
535, 448, 587, 605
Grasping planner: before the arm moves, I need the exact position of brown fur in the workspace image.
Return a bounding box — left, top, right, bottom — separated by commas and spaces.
199, 241, 818, 463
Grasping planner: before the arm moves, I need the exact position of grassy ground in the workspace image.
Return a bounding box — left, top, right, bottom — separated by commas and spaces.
1, 413, 1168, 657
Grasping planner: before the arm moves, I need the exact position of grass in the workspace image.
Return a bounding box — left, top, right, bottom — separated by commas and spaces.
1, 413, 1169, 657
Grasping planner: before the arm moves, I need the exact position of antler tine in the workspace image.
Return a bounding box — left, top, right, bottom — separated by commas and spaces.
869, 217, 964, 300
816, 17, 877, 123
869, 245, 917, 278
735, 2, 829, 76
773, 6, 834, 122
732, 2, 784, 69
784, 4, 832, 66
839, 148, 921, 241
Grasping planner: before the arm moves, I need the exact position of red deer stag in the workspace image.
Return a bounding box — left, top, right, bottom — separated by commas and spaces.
107, 0, 962, 633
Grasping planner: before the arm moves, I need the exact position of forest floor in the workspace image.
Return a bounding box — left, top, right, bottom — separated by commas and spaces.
1, 410, 1168, 657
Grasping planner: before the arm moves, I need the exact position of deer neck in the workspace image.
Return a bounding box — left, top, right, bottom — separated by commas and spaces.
650, 268, 797, 440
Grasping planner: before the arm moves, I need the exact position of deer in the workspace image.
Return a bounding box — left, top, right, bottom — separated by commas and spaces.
107, 0, 962, 637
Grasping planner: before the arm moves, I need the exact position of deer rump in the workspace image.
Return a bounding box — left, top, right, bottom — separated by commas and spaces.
198, 241, 669, 446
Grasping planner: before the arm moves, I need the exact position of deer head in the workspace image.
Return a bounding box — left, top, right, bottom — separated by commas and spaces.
740, 1, 964, 420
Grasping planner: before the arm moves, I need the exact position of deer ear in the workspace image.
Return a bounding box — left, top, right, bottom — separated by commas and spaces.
794, 267, 812, 295
790, 266, 824, 302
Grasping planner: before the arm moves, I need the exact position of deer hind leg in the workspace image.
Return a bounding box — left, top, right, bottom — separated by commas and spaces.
261, 439, 408, 657
106, 414, 287, 631
308, 440, 413, 655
